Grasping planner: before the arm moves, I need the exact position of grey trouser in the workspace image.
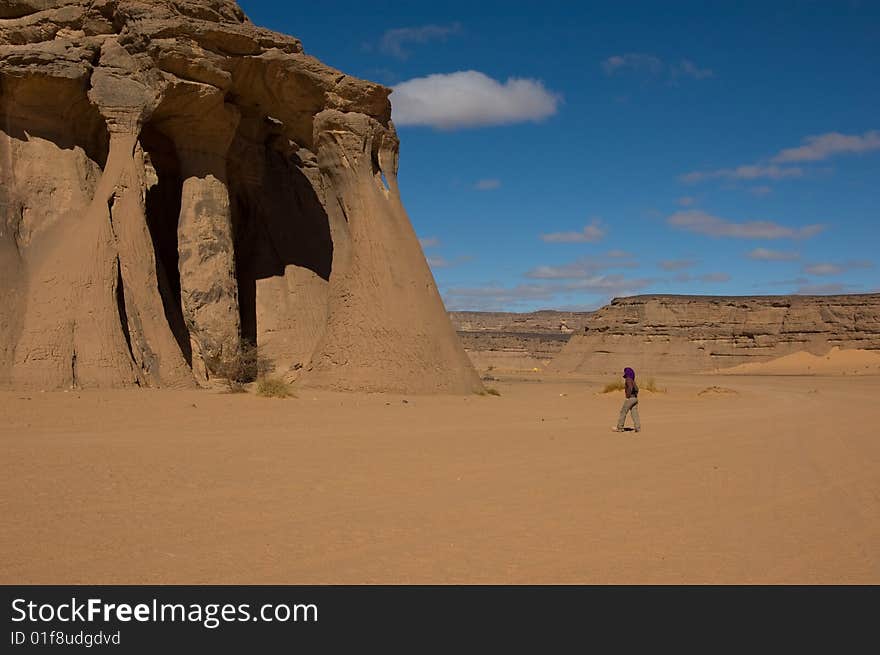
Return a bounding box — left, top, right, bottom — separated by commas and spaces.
617, 397, 640, 430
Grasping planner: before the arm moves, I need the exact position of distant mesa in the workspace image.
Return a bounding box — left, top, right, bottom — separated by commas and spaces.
550, 294, 880, 375
0, 0, 481, 393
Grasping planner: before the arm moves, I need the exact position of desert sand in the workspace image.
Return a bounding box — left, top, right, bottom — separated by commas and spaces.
2, 1, 878, 587
3, 371, 878, 584
722, 347, 880, 376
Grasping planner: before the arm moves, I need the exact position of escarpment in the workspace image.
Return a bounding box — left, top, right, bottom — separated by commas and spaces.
551, 294, 880, 374
0, 0, 482, 393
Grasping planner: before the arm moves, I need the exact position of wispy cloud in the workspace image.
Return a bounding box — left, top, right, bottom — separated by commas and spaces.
443, 283, 561, 311
668, 210, 825, 239
659, 259, 698, 271
772, 130, 880, 163
602, 53, 663, 75
379, 23, 461, 59
565, 275, 655, 293
392, 71, 561, 129
764, 277, 810, 287
750, 185, 773, 196
747, 247, 800, 261
674, 59, 714, 80
540, 219, 606, 244
419, 236, 440, 248
680, 165, 803, 184
673, 272, 731, 283
681, 130, 879, 185
795, 283, 859, 295
473, 178, 501, 191
601, 53, 713, 80
802, 260, 872, 276
444, 275, 653, 311
427, 254, 474, 269
677, 196, 697, 207
526, 252, 637, 280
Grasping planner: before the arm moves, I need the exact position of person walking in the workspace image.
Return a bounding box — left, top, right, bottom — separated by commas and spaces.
612, 367, 641, 433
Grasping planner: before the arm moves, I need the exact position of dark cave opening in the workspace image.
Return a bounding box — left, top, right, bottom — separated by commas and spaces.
228, 127, 333, 348
140, 125, 192, 366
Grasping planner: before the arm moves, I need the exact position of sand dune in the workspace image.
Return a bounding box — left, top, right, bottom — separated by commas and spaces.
722, 347, 880, 376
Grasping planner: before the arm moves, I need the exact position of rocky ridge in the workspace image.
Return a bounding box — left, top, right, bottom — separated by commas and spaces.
551, 294, 880, 375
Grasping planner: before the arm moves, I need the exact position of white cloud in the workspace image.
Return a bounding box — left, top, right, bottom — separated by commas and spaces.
772, 130, 880, 163
659, 259, 698, 271
473, 178, 501, 191
802, 260, 872, 276
668, 210, 825, 239
419, 236, 440, 248
680, 165, 804, 184
540, 219, 606, 243
677, 196, 696, 207
747, 248, 800, 261
526, 252, 637, 279
379, 23, 461, 59
392, 71, 561, 129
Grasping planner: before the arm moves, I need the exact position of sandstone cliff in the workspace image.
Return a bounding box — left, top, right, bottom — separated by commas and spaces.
449, 310, 593, 372
0, 0, 482, 393
551, 294, 880, 375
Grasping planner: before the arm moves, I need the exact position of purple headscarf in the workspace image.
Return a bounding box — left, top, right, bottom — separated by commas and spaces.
623, 367, 635, 379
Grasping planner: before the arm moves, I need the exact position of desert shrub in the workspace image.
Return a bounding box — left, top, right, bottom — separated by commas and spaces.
205, 339, 274, 393
602, 379, 625, 393
602, 377, 664, 393
256, 377, 295, 398
477, 387, 502, 396
643, 377, 665, 392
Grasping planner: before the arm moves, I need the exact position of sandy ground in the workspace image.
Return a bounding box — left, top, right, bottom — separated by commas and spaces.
2, 373, 879, 584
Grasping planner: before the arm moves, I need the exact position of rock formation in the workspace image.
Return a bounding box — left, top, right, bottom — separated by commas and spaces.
551, 294, 880, 375
0, 0, 482, 393
449, 310, 594, 372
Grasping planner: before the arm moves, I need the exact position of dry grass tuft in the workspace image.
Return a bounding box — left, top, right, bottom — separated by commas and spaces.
698, 385, 738, 396
256, 377, 295, 398
477, 387, 502, 396
205, 340, 274, 393
602, 377, 665, 394
602, 379, 625, 393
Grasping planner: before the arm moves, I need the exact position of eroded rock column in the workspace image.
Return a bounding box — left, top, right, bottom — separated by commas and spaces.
165, 102, 242, 383
301, 110, 483, 394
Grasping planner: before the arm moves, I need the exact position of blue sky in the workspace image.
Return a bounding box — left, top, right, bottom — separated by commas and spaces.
240, 0, 879, 311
